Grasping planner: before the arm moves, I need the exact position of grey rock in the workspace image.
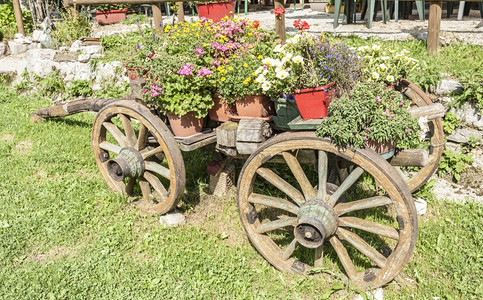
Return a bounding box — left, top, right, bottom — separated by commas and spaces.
92, 83, 102, 91
7, 40, 28, 55
69, 40, 82, 52
355, 287, 383, 300
417, 32, 427, 40
0, 43, 6, 58
451, 102, 483, 130
414, 198, 427, 215
14, 33, 24, 39
32, 30, 44, 41
159, 211, 186, 227
77, 53, 91, 63
27, 48, 56, 60
439, 96, 454, 106
445, 141, 461, 152
90, 53, 102, 59
79, 45, 103, 55
53, 51, 78, 62
435, 79, 463, 95
59, 46, 69, 51
447, 127, 483, 143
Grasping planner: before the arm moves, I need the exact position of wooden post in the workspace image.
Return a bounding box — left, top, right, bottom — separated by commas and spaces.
152, 3, 163, 34
427, 1, 442, 55
12, 0, 25, 35
274, 0, 285, 43
177, 2, 184, 22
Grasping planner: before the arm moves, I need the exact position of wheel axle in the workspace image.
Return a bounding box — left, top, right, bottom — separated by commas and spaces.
294, 200, 338, 248
107, 147, 144, 181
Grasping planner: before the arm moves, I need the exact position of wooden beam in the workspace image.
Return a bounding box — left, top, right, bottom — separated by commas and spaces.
12, 0, 24, 35
409, 103, 446, 120
428, 1, 442, 55
390, 149, 429, 167
274, 0, 286, 43
152, 3, 163, 34
177, 2, 185, 22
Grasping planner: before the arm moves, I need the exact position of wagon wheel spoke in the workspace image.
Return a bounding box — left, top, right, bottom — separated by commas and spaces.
327, 167, 364, 207
142, 146, 164, 160
137, 123, 148, 151
103, 121, 129, 148
339, 217, 399, 240
329, 236, 358, 280
138, 178, 151, 205
282, 152, 316, 201
119, 114, 137, 147
256, 217, 298, 234
125, 177, 136, 196
317, 150, 328, 201
334, 196, 392, 216
99, 141, 121, 155
256, 167, 305, 206
282, 239, 297, 260
248, 193, 299, 215
337, 227, 387, 269
143, 171, 168, 200
144, 161, 170, 179
314, 245, 323, 268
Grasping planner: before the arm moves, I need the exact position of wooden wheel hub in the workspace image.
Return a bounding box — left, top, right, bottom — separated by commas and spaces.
294, 200, 338, 249
107, 147, 145, 181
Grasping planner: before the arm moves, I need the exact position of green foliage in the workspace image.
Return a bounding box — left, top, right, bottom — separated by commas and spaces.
438, 149, 474, 182
413, 179, 436, 202
93, 81, 131, 99
64, 79, 92, 99
0, 0, 33, 40
452, 81, 483, 112
316, 81, 420, 149
120, 13, 149, 25
442, 111, 460, 134
33, 71, 65, 97
51, 7, 91, 48
95, 3, 131, 11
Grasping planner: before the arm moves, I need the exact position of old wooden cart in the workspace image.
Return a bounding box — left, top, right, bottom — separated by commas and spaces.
32, 78, 444, 290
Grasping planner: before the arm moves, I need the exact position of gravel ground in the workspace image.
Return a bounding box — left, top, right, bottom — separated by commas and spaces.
93, 7, 483, 46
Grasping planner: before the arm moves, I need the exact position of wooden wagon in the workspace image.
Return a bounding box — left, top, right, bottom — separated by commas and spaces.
31, 77, 445, 290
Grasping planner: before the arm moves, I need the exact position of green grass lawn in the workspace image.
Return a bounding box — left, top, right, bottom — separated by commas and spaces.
0, 84, 481, 299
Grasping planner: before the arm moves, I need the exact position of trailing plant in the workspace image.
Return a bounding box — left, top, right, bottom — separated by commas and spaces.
316, 81, 420, 149
51, 7, 91, 48
438, 149, 474, 182
442, 111, 460, 134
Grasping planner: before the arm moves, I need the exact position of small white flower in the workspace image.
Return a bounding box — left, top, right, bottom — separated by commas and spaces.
408, 57, 419, 64
371, 72, 380, 80
262, 57, 274, 66
262, 69, 268, 75
276, 70, 289, 80
401, 48, 410, 55
372, 44, 381, 51
379, 63, 388, 71
273, 44, 284, 53
281, 52, 293, 63
357, 46, 366, 52
386, 75, 395, 82
292, 55, 304, 64
394, 54, 403, 60
272, 59, 283, 68
255, 66, 264, 75
262, 81, 271, 91
380, 56, 390, 61
255, 74, 265, 83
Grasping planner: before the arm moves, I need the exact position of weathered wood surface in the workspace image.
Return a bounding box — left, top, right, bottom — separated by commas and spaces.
390, 149, 429, 167
176, 130, 217, 152
236, 119, 272, 143
130, 78, 146, 99
216, 121, 238, 148
409, 103, 445, 120
30, 98, 118, 122
12, 0, 24, 35
428, 1, 443, 55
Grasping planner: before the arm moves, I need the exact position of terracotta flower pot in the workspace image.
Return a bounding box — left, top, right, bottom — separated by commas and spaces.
195, 0, 236, 22
95, 9, 128, 25
293, 82, 336, 119
236, 95, 273, 118
209, 94, 236, 122
167, 111, 203, 137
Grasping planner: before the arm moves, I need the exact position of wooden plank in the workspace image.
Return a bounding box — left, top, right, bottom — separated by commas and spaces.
178, 134, 217, 152
236, 142, 261, 155
409, 103, 445, 120
428, 1, 443, 55
287, 116, 322, 130
390, 149, 429, 167
236, 119, 271, 143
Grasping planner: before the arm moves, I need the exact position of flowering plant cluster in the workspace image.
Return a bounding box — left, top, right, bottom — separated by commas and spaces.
273, 7, 285, 18
255, 33, 362, 98
95, 3, 131, 12
316, 82, 420, 149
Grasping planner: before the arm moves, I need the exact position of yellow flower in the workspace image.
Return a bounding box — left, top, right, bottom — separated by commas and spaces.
221, 77, 226, 82
228, 66, 233, 70
257, 55, 263, 59
243, 63, 248, 68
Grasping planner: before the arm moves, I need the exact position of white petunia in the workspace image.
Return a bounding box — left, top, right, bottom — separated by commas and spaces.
255, 66, 264, 75
386, 75, 395, 82
371, 72, 380, 80
262, 81, 271, 91
292, 55, 304, 64
273, 44, 284, 53
276, 70, 289, 80
378, 63, 388, 71
255, 74, 266, 83
372, 44, 381, 51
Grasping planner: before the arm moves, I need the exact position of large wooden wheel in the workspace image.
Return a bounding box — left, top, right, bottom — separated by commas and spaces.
237, 132, 418, 290
398, 79, 444, 192
91, 100, 185, 214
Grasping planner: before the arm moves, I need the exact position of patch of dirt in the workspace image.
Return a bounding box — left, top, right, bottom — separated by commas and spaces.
26, 246, 74, 263
14, 140, 32, 155
0, 134, 14, 141
185, 188, 249, 246
433, 177, 482, 204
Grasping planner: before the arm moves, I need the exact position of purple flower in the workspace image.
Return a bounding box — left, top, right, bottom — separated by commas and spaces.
150, 19, 152, 26
136, 18, 139, 23
195, 47, 204, 56
197, 68, 212, 77
177, 63, 195, 76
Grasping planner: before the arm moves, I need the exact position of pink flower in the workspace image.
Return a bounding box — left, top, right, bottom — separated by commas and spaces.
382, 108, 390, 115
399, 100, 405, 106
195, 47, 204, 56
406, 129, 413, 134
177, 63, 195, 76
376, 96, 382, 102
389, 113, 396, 119
197, 68, 212, 77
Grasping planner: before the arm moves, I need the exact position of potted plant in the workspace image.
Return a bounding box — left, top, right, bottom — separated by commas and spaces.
259, 21, 362, 119
315, 81, 421, 152
194, 0, 237, 22
95, 3, 131, 25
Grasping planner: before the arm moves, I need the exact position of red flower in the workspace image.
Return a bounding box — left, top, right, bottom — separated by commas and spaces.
294, 19, 310, 31
273, 7, 285, 16
253, 20, 260, 28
